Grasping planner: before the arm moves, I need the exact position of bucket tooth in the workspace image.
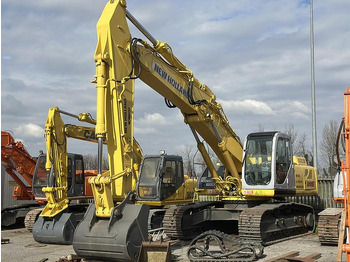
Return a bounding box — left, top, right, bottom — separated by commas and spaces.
73, 203, 149, 262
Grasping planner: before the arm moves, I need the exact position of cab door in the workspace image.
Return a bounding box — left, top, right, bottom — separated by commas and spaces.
273, 135, 295, 195
161, 157, 184, 201
73, 155, 85, 196
67, 154, 85, 197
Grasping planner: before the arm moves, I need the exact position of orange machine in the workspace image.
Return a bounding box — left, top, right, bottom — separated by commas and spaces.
1, 131, 98, 229
323, 88, 350, 257
341, 88, 350, 259
1, 131, 97, 202
1, 131, 37, 201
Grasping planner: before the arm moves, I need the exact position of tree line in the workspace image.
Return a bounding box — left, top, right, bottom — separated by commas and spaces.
179, 120, 343, 178
81, 119, 343, 178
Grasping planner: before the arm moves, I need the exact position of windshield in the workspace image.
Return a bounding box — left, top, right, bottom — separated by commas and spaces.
138, 157, 161, 198
32, 155, 48, 198
244, 136, 273, 185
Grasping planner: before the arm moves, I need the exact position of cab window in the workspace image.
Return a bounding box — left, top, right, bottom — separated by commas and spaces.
177, 161, 184, 185
162, 160, 176, 199
75, 158, 84, 184
244, 136, 273, 186
138, 157, 160, 198
276, 138, 292, 184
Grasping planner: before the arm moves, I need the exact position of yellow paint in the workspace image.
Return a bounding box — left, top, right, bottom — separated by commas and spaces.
41, 107, 69, 217
294, 156, 318, 196
40, 106, 143, 218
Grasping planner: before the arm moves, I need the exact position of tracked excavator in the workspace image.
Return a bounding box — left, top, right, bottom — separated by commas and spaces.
30, 107, 100, 243
71, 1, 319, 261
31, 106, 143, 244
1, 131, 42, 227
1, 131, 99, 231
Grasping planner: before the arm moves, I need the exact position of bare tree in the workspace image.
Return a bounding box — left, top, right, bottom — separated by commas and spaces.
194, 153, 206, 174
83, 154, 109, 171
181, 145, 195, 176
255, 123, 265, 132
273, 124, 313, 166
193, 143, 221, 176
83, 154, 98, 170
294, 132, 313, 166
283, 124, 298, 153
321, 120, 339, 176
258, 123, 300, 154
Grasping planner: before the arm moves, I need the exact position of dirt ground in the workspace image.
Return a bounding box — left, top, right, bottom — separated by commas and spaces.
1, 228, 342, 262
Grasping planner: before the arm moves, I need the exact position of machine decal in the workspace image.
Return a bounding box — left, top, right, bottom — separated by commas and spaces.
306, 181, 315, 188
243, 189, 274, 196
123, 98, 128, 133
128, 107, 131, 125
83, 130, 96, 140
153, 63, 189, 99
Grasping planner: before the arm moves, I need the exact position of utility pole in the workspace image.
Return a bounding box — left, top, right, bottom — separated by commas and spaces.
310, 0, 318, 169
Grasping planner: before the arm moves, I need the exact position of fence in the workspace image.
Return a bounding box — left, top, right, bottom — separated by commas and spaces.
285, 176, 343, 213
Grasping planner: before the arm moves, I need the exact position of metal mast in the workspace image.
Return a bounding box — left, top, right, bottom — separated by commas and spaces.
310, 0, 318, 169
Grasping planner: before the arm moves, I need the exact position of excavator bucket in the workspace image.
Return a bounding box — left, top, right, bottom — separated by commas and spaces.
138, 240, 172, 262
73, 201, 149, 262
32, 211, 79, 245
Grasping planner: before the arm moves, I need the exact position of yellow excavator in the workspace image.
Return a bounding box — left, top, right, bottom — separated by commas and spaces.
32, 106, 143, 244
68, 1, 319, 261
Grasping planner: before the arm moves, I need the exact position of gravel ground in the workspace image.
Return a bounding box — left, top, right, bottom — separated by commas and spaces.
1, 228, 74, 262
1, 228, 341, 262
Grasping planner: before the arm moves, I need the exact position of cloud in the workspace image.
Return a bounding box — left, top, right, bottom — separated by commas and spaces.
219, 99, 276, 115
134, 113, 169, 135
272, 100, 310, 120
13, 123, 45, 139
2, 0, 349, 169
258, 26, 299, 42
290, 112, 309, 120
136, 113, 168, 126
1, 95, 28, 116
290, 101, 310, 113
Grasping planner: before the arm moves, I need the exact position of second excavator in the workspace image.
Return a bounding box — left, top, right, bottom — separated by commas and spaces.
70, 1, 319, 261
32, 107, 142, 244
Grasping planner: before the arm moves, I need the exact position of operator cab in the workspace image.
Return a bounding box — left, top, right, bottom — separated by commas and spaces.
197, 165, 225, 189
242, 132, 295, 197
137, 154, 184, 201
32, 153, 86, 201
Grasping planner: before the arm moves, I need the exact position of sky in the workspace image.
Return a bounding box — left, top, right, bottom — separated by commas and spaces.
2, 0, 350, 170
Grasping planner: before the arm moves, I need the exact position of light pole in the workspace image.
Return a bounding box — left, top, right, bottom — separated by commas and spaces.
310, 0, 318, 169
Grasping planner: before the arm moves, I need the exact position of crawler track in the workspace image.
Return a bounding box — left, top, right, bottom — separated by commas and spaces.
163, 202, 215, 240
239, 203, 314, 245
187, 230, 263, 262
24, 208, 43, 232
163, 206, 187, 239
164, 202, 314, 245
148, 209, 165, 231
